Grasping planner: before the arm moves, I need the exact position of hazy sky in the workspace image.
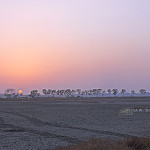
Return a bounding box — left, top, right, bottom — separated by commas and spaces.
0, 0, 150, 93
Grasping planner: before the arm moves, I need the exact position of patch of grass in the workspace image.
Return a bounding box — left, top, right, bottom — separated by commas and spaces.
56, 137, 150, 150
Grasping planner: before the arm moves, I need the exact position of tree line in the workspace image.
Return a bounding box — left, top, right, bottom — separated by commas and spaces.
29, 88, 147, 98
2, 88, 147, 98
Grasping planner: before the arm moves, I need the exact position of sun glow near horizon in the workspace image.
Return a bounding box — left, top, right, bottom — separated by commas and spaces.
18, 89, 23, 94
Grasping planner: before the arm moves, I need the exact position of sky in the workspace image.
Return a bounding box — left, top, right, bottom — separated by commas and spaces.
0, 0, 150, 94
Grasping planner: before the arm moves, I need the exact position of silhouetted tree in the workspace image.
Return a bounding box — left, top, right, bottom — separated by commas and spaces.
102, 90, 105, 97
64, 89, 71, 97
131, 90, 135, 97
107, 89, 111, 97
121, 89, 126, 97
139, 89, 146, 96
59, 90, 65, 97
4, 89, 16, 98
51, 90, 56, 97
42, 89, 47, 97
71, 90, 76, 97
76, 89, 81, 97
97, 89, 102, 97
84, 90, 89, 97
30, 90, 39, 97
112, 89, 118, 97
92, 89, 97, 97
47, 89, 51, 97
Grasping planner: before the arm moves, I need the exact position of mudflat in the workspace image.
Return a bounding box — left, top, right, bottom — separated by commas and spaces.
0, 97, 150, 150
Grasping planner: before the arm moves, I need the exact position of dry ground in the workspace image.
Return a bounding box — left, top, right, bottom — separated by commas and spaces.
0, 97, 150, 149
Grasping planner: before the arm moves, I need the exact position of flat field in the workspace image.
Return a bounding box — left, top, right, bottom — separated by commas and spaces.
0, 97, 150, 150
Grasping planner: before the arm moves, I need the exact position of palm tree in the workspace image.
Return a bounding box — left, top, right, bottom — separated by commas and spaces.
121, 89, 126, 97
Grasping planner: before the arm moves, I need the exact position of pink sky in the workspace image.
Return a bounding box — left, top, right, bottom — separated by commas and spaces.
0, 0, 150, 93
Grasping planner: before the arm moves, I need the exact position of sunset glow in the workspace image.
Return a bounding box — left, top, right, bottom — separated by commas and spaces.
0, 0, 150, 93
18, 90, 23, 94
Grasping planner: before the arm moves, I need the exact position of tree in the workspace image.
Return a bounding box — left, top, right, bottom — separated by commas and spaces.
42, 89, 47, 97
56, 90, 60, 96
131, 90, 135, 97
102, 90, 105, 97
81, 91, 85, 97
121, 89, 126, 97
59, 90, 65, 97
88, 90, 93, 97
112, 89, 118, 97
30, 90, 39, 97
4, 89, 16, 98
51, 90, 56, 97
97, 89, 102, 97
92, 89, 97, 97
64, 89, 71, 97
139, 89, 146, 96
84, 90, 88, 97
47, 89, 52, 97
107, 89, 111, 97
71, 90, 76, 97
76, 89, 81, 97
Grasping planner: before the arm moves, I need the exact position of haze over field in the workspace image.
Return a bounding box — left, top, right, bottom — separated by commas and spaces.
0, 0, 150, 93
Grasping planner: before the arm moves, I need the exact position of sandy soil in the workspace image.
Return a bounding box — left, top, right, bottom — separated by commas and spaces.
0, 97, 150, 150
